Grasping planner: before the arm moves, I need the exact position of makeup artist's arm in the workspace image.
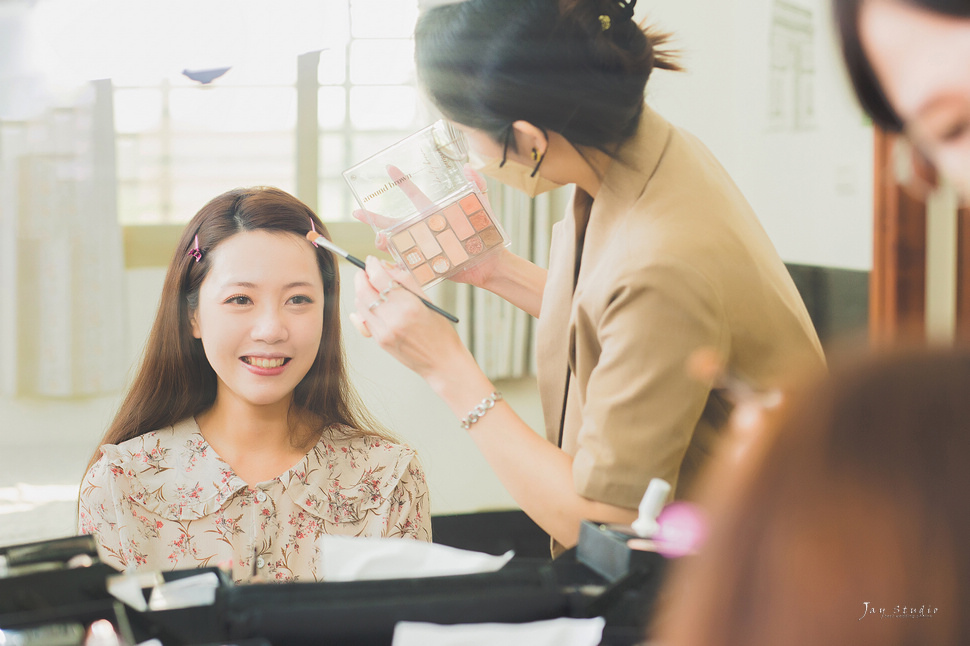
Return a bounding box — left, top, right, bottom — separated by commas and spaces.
431, 354, 638, 546
355, 258, 634, 547
455, 168, 547, 317
453, 248, 547, 319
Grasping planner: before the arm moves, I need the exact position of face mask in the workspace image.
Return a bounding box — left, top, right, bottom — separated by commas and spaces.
476, 156, 563, 198
473, 125, 564, 198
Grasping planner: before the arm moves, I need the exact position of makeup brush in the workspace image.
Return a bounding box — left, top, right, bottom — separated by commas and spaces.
306, 230, 459, 323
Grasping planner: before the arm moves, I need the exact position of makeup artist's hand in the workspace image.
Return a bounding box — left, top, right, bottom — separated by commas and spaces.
351, 165, 510, 292
445, 165, 510, 288
351, 256, 475, 381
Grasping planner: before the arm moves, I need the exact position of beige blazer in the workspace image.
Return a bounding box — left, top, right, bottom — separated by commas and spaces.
536, 105, 825, 513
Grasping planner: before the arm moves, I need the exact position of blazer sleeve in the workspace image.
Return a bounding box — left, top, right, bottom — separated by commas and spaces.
571, 260, 729, 508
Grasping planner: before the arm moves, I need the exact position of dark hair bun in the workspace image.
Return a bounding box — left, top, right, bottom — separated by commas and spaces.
415, 0, 680, 150
559, 0, 679, 76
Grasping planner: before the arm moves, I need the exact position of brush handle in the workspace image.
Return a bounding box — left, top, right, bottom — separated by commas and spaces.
352, 254, 459, 322
413, 292, 460, 323
313, 234, 458, 323
343, 253, 367, 270
351, 256, 459, 322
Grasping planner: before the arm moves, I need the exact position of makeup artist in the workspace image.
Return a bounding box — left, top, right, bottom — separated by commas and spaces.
351, 0, 825, 552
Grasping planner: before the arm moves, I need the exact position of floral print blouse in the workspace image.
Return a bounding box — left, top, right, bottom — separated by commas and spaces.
78, 418, 431, 584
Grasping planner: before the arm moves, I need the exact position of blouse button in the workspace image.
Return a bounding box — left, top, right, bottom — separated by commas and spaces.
255, 491, 267, 503
256, 556, 265, 569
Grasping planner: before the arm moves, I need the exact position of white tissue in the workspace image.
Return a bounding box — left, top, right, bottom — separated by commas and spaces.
147, 571, 220, 610
107, 570, 218, 612
107, 571, 163, 612
391, 616, 606, 646
318, 536, 514, 581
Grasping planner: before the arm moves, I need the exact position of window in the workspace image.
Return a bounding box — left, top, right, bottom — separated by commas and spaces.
114, 0, 428, 225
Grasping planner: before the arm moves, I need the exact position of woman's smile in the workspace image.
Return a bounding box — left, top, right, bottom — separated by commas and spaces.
240, 355, 292, 374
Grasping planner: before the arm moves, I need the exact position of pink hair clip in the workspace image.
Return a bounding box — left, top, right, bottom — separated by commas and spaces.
188, 234, 203, 262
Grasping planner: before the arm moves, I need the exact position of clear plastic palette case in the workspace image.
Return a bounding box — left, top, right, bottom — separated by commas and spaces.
343, 120, 510, 289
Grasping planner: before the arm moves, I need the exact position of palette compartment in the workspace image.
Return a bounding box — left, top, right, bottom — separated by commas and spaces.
385, 188, 509, 289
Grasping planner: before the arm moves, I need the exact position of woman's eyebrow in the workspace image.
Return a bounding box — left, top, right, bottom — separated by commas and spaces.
223, 281, 316, 289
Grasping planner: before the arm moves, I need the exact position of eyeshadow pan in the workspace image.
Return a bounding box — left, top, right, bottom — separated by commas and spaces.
431, 256, 452, 274
427, 213, 447, 232
436, 229, 469, 265
468, 211, 491, 232
464, 235, 484, 255
408, 221, 442, 257
479, 226, 503, 247
392, 230, 416, 251
404, 248, 425, 268
443, 203, 474, 239
411, 263, 435, 285
459, 193, 483, 215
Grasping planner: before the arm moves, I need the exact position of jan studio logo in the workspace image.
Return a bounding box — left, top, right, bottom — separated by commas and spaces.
859, 602, 938, 620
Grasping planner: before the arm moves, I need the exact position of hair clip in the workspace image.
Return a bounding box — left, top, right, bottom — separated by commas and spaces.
308, 219, 319, 247
600, 0, 636, 31
188, 234, 203, 262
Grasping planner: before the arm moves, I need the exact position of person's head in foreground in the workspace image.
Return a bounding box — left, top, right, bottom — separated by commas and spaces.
656, 346, 970, 645
834, 0, 970, 199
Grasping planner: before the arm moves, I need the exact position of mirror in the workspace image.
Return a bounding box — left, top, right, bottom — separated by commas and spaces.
0, 0, 873, 547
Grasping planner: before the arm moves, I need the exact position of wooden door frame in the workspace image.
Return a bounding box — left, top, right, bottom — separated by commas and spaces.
872, 128, 970, 343
870, 129, 927, 344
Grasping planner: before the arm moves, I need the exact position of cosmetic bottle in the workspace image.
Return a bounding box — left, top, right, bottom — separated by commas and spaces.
577, 479, 705, 582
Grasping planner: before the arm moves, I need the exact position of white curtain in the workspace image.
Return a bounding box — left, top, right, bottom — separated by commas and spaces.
441, 181, 570, 381
0, 80, 127, 397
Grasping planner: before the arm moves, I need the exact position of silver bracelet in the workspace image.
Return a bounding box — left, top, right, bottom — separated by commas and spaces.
460, 391, 503, 430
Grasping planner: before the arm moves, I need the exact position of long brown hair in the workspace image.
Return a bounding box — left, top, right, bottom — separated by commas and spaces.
656, 347, 970, 645
87, 187, 393, 471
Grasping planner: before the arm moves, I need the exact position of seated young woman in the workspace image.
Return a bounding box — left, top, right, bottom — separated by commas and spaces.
78, 187, 431, 583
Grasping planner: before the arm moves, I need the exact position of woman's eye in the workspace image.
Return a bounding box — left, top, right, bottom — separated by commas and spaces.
225, 295, 252, 305
939, 120, 970, 144
288, 295, 314, 305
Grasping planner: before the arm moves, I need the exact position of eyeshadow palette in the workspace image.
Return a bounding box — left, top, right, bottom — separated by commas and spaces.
342, 120, 510, 289
387, 190, 507, 288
